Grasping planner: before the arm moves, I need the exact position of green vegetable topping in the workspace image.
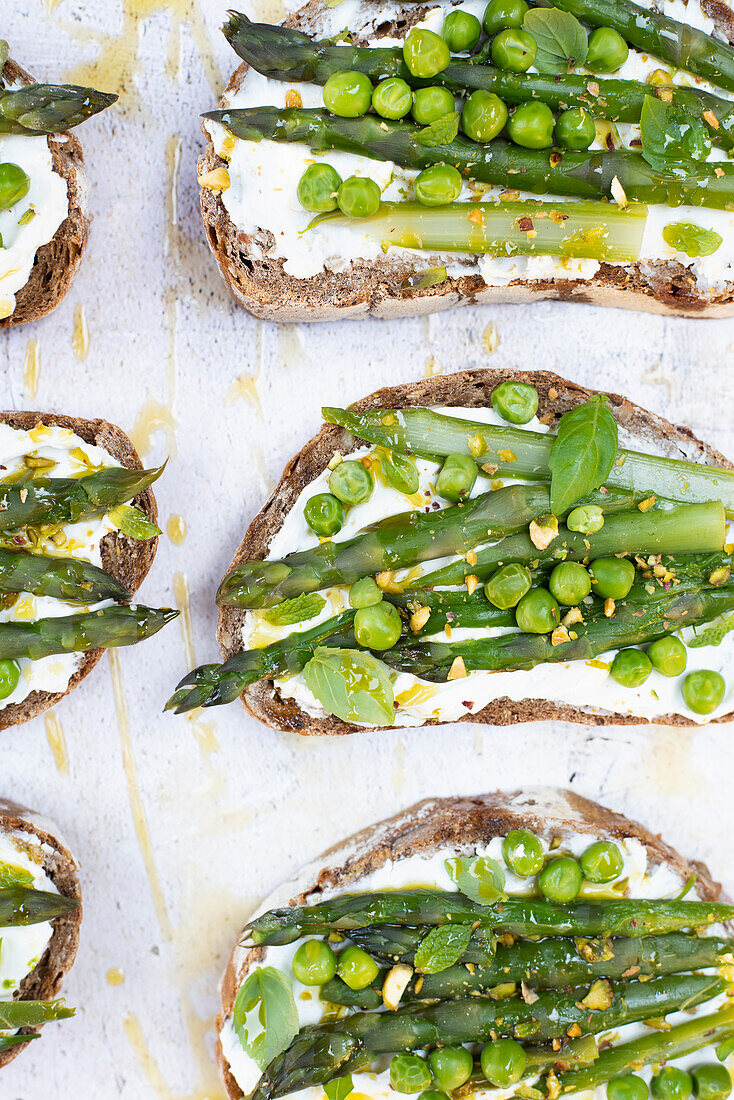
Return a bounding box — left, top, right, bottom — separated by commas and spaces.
302, 647, 395, 725
404, 29, 450, 79
292, 939, 337, 985
485, 563, 532, 610
323, 70, 373, 117
567, 504, 605, 534
523, 7, 588, 73
652, 1067, 694, 1100
390, 1053, 433, 1094
590, 557, 635, 600
381, 449, 419, 494
442, 10, 481, 52
372, 77, 413, 120
647, 636, 687, 677
414, 111, 461, 147
304, 492, 345, 537
491, 28, 538, 73
337, 176, 381, 219
610, 648, 653, 688
549, 561, 592, 606
337, 944, 380, 990
325, 1076, 354, 1100
491, 381, 539, 424
436, 453, 477, 502
263, 593, 327, 626
607, 1075, 650, 1100
549, 396, 619, 517
515, 588, 560, 634
414, 923, 474, 974
412, 86, 455, 125
445, 854, 507, 904
461, 90, 508, 143
349, 577, 382, 609
354, 601, 402, 650
107, 503, 162, 540
538, 856, 583, 902
508, 101, 556, 147
586, 26, 629, 72
640, 96, 711, 169
481, 1038, 528, 1087
662, 222, 723, 259
580, 841, 624, 884
0, 658, 20, 701
681, 669, 726, 715
414, 164, 463, 206
484, 0, 529, 33
329, 459, 374, 505
297, 163, 342, 212
232, 966, 299, 1070
691, 1064, 732, 1100
429, 1046, 474, 1089
0, 162, 30, 211
502, 828, 544, 877
555, 106, 597, 149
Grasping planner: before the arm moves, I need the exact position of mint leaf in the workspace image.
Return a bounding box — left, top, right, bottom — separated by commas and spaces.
325, 1076, 354, 1100
662, 221, 722, 258
549, 396, 618, 516
108, 504, 161, 540
414, 924, 474, 973
445, 855, 507, 905
688, 611, 734, 648
302, 647, 394, 725
381, 449, 419, 495
233, 966, 299, 1070
640, 95, 711, 167
414, 112, 460, 147
0, 861, 33, 888
263, 593, 326, 626
523, 8, 588, 73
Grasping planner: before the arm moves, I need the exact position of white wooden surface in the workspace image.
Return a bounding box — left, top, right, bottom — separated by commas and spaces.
1, 1, 734, 1096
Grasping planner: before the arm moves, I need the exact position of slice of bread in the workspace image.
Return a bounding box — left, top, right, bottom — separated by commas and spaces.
216, 367, 733, 732
217, 787, 727, 1099
0, 796, 81, 1069
0, 411, 159, 730
199, 0, 734, 322
0, 58, 89, 329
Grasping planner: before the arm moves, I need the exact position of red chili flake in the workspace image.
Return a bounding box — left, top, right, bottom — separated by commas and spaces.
431, 501, 441, 510
446, 611, 455, 622
606, 134, 615, 150
518, 216, 534, 232
630, 138, 642, 147
462, 700, 474, 709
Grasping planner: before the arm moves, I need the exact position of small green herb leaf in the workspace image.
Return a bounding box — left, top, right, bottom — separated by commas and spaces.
445, 855, 507, 906
108, 504, 161, 540
263, 593, 326, 626
0, 41, 8, 85
662, 221, 722, 258
402, 266, 448, 292
688, 611, 734, 648
232, 966, 299, 1070
640, 96, 711, 167
414, 923, 474, 973
0, 1033, 37, 1053
717, 1036, 734, 1061
523, 8, 588, 73
17, 207, 36, 226
413, 112, 460, 147
302, 647, 394, 725
380, 449, 419, 495
325, 1076, 354, 1100
549, 396, 618, 516
0, 861, 33, 888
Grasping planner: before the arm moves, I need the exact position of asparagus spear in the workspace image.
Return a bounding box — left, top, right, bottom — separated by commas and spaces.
0, 464, 164, 532
0, 999, 74, 1028
0, 549, 130, 603
0, 605, 178, 661
253, 974, 726, 1100
206, 107, 734, 211
0, 886, 79, 927
244, 890, 734, 945
0, 84, 117, 135
322, 406, 734, 514
223, 14, 734, 150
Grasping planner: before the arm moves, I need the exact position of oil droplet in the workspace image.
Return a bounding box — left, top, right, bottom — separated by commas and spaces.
226, 373, 261, 413
187, 713, 220, 757
123, 1012, 227, 1100
129, 401, 178, 459
106, 967, 125, 986
44, 0, 65, 11
23, 339, 40, 398
44, 713, 68, 776
424, 356, 440, 378
167, 514, 187, 546
482, 322, 500, 354
173, 572, 196, 670
277, 323, 307, 368
72, 304, 90, 360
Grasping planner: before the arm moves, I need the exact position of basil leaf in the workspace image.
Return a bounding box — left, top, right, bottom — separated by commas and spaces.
662, 221, 722, 258
414, 112, 460, 147
232, 966, 299, 1070
549, 396, 618, 516
107, 503, 162, 540
687, 611, 734, 648
263, 593, 326, 626
640, 95, 711, 167
0, 861, 33, 888
325, 1076, 354, 1100
523, 8, 588, 73
381, 449, 419, 495
445, 855, 507, 905
414, 923, 474, 973
302, 647, 394, 725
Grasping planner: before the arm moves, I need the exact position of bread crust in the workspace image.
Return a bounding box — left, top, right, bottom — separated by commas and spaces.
0, 796, 81, 1070
0, 59, 89, 329
200, 0, 734, 321
0, 410, 159, 730
216, 367, 734, 733
216, 787, 726, 1099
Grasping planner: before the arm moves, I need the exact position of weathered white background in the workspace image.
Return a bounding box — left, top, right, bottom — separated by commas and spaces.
1, 0, 733, 1095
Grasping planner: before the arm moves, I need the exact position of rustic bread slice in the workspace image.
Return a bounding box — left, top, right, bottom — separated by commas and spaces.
217, 787, 727, 1099
0, 410, 158, 731
199, 0, 734, 322
0, 58, 89, 329
217, 366, 734, 732
0, 796, 81, 1070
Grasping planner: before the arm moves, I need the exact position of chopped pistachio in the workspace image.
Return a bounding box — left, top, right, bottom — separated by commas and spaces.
529, 513, 558, 551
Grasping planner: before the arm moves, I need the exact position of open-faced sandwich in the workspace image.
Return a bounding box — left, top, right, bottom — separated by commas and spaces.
200, 2, 734, 320
0, 797, 80, 1068
217, 788, 734, 1100
0, 41, 116, 326
0, 411, 177, 730
168, 369, 734, 729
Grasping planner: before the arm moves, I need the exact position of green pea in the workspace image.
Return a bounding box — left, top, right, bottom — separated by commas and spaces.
589, 556, 635, 599
610, 648, 653, 688
338, 944, 380, 990
337, 176, 381, 219
354, 601, 402, 650
349, 577, 382, 609
586, 26, 629, 73
692, 1064, 732, 1100
323, 70, 374, 117
652, 1067, 693, 1100
414, 164, 463, 207
483, 0, 529, 34
0, 658, 19, 701
442, 9, 482, 52
538, 856, 583, 902
292, 939, 337, 985
390, 1053, 433, 1094
329, 459, 374, 505
461, 90, 508, 143
0, 163, 30, 212
480, 1038, 527, 1087
372, 77, 413, 120
580, 840, 624, 884
682, 669, 726, 715
412, 86, 456, 125
507, 101, 555, 148
607, 1075, 650, 1100
515, 588, 560, 634
296, 163, 342, 213
567, 504, 605, 534
436, 453, 477, 503
549, 562, 592, 606
491, 28, 537, 73
485, 563, 532, 610
647, 636, 687, 677
429, 1046, 474, 1089
404, 28, 451, 79
554, 107, 597, 150
304, 493, 345, 537
502, 828, 544, 877
418, 1092, 448, 1100
491, 381, 539, 424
